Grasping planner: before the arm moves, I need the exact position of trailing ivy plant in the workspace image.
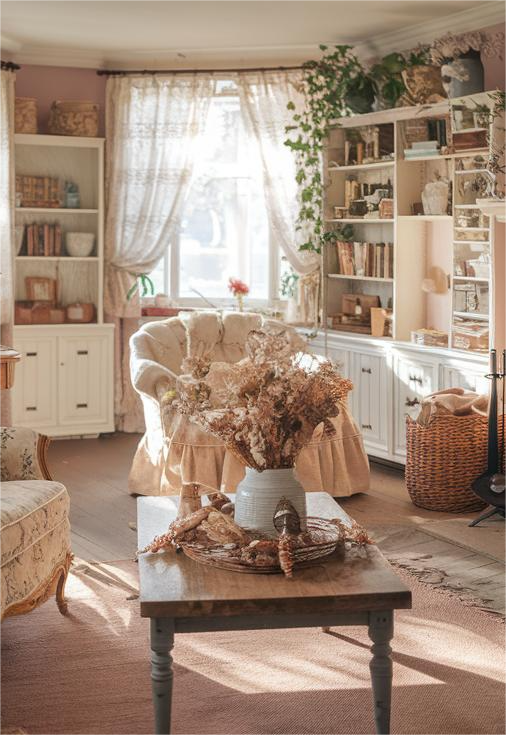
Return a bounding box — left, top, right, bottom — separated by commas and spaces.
284, 44, 372, 255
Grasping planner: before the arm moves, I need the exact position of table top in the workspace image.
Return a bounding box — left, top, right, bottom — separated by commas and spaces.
137, 493, 411, 619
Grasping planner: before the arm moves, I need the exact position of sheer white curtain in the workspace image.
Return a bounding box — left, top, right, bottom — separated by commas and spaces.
237, 70, 320, 276
105, 73, 215, 430
0, 69, 15, 424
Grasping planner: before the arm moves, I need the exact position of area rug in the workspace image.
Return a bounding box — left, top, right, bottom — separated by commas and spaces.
1, 560, 504, 735
372, 524, 505, 617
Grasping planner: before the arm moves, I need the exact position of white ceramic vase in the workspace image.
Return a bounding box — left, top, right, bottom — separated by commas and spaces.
234, 467, 307, 537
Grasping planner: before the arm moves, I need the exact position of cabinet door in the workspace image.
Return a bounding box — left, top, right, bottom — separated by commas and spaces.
393, 352, 438, 458
58, 335, 110, 427
440, 363, 489, 394
352, 350, 389, 453
12, 336, 58, 428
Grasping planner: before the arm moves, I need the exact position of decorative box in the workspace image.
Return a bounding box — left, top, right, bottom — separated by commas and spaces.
66, 302, 96, 323
48, 100, 99, 137
379, 198, 394, 219
371, 307, 393, 338
411, 328, 448, 347
452, 322, 489, 352
15, 97, 38, 134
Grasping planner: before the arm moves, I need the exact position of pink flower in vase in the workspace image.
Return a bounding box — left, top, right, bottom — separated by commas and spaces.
228, 277, 249, 311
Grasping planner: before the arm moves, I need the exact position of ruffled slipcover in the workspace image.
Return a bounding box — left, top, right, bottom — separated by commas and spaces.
128, 311, 369, 497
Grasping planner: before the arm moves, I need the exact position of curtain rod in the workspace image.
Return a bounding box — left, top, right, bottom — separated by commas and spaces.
97, 64, 303, 76
1, 60, 21, 71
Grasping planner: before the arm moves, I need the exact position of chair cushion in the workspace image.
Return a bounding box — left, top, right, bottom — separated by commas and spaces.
1, 480, 69, 568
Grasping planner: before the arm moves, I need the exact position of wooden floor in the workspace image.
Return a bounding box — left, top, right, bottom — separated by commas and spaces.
47, 433, 505, 613
47, 433, 504, 559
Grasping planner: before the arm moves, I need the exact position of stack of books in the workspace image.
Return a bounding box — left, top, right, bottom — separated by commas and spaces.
335, 241, 394, 279
15, 175, 60, 208
404, 141, 440, 159
21, 223, 63, 256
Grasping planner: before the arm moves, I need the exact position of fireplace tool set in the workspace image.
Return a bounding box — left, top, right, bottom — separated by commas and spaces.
469, 348, 506, 527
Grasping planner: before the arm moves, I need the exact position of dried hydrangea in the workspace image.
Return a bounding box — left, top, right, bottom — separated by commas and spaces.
172, 330, 353, 471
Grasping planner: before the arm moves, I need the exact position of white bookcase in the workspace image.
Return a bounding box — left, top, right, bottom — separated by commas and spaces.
314, 92, 503, 464
12, 133, 114, 436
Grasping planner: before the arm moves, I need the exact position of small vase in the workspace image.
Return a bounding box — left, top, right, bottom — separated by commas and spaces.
234, 467, 307, 537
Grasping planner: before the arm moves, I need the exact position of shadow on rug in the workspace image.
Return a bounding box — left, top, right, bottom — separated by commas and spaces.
2, 559, 504, 735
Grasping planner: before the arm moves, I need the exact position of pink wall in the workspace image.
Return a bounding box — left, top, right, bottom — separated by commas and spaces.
15, 65, 106, 136
482, 23, 506, 90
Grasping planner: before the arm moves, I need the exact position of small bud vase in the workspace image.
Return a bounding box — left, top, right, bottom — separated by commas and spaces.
234, 467, 307, 537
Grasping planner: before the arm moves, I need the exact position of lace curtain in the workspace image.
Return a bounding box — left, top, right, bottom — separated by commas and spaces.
104, 74, 215, 430
0, 69, 15, 424
237, 70, 320, 276
104, 74, 215, 317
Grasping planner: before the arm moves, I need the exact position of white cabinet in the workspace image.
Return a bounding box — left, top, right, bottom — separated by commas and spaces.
307, 330, 488, 465
13, 325, 114, 436
58, 334, 111, 427
392, 350, 438, 459
12, 336, 57, 428
352, 350, 389, 455
440, 362, 489, 394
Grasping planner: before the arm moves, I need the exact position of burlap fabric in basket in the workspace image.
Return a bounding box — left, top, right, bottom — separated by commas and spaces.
406, 413, 489, 513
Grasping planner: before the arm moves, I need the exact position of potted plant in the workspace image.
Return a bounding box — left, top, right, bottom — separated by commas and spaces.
284, 44, 373, 254
400, 45, 446, 105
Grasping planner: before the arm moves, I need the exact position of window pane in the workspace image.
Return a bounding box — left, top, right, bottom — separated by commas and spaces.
178, 91, 270, 300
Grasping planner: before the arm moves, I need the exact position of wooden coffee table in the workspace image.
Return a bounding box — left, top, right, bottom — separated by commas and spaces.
137, 493, 411, 735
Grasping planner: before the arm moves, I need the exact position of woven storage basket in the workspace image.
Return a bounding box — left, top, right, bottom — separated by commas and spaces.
405, 413, 491, 513
15, 97, 37, 134
48, 100, 98, 137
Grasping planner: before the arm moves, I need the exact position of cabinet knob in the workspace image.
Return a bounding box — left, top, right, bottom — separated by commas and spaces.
26, 352, 37, 357
405, 397, 420, 407
76, 403, 88, 409
361, 423, 372, 430
409, 374, 423, 384
361, 367, 372, 374
26, 406, 37, 411
77, 350, 88, 355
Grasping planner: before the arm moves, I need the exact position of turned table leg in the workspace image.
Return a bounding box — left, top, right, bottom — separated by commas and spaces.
150, 618, 175, 734
368, 610, 393, 735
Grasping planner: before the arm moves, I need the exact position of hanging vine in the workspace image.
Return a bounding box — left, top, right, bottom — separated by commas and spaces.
284, 44, 373, 254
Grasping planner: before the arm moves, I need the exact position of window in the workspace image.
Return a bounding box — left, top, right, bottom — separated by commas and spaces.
149, 79, 282, 305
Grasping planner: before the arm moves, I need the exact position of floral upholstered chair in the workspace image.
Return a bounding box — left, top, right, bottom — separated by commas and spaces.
129, 311, 370, 507
0, 427, 72, 620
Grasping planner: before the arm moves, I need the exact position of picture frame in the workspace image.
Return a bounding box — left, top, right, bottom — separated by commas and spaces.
25, 276, 57, 304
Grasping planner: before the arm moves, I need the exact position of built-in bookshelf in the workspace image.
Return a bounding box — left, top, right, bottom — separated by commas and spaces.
322, 91, 501, 354
14, 133, 105, 324
12, 133, 114, 438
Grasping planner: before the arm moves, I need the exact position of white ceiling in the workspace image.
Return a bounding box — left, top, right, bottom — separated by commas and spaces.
1, 1, 504, 69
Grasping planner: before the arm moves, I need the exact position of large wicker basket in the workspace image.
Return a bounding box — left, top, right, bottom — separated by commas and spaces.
405, 413, 490, 513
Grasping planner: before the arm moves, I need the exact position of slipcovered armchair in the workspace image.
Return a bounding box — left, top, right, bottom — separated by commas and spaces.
1, 427, 72, 620
128, 311, 369, 500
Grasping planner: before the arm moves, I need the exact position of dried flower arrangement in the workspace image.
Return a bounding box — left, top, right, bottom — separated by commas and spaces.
139, 495, 373, 578
228, 277, 249, 311
165, 329, 352, 471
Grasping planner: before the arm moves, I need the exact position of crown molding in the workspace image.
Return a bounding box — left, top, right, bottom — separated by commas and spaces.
7, 1, 506, 70
354, 1, 506, 59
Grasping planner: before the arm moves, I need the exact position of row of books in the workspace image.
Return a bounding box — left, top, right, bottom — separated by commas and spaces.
21, 223, 63, 256
335, 241, 394, 279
